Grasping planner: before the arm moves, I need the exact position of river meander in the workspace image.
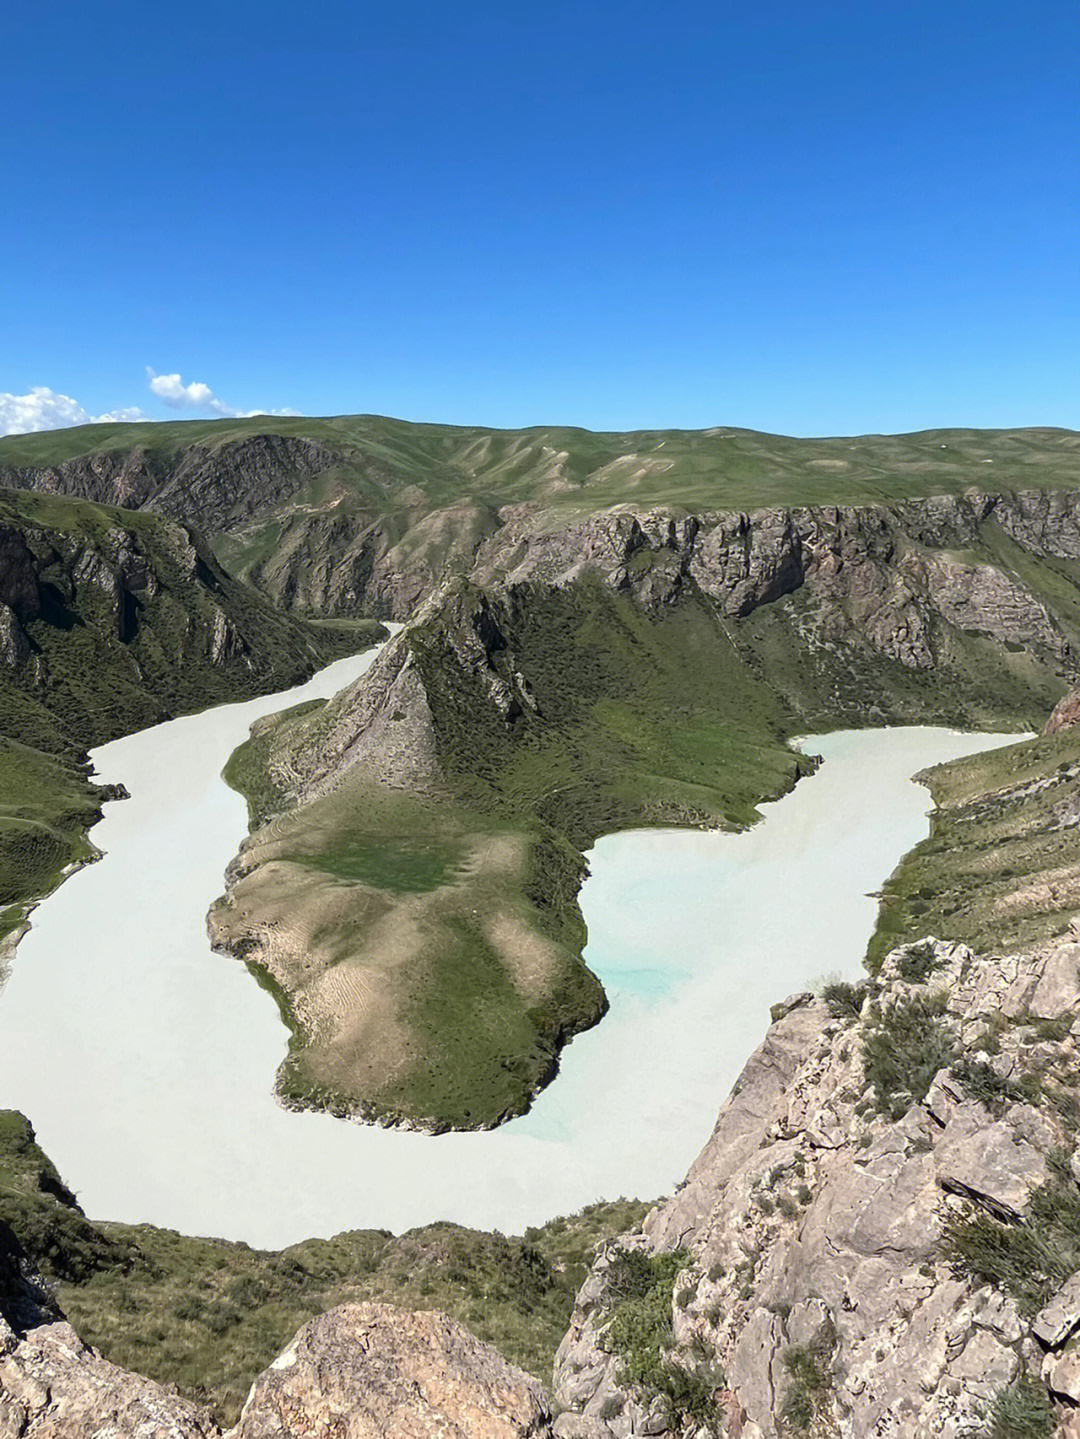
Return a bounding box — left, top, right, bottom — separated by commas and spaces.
0, 634, 1022, 1245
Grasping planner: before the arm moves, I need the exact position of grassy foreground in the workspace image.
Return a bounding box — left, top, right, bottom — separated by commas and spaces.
0, 1109, 649, 1426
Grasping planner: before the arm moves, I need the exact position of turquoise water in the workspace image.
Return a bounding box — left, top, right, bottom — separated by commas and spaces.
0, 706, 1023, 1244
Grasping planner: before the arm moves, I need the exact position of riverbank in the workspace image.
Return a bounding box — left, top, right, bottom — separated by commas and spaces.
0, 695, 1020, 1245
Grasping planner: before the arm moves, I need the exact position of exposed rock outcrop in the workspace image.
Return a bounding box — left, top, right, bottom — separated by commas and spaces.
1046, 688, 1080, 734
232, 1302, 555, 1438
471, 494, 1077, 678
553, 935, 1080, 1437
0, 434, 349, 535
1, 1248, 556, 1439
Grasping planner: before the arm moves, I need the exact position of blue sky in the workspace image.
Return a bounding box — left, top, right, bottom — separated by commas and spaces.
2, 0, 1077, 436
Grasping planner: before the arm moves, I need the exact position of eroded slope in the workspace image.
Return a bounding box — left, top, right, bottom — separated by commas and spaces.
211, 490, 1080, 1131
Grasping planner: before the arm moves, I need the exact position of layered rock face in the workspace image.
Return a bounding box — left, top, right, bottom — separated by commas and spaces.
471, 491, 1078, 675
0, 434, 347, 534
553, 935, 1080, 1437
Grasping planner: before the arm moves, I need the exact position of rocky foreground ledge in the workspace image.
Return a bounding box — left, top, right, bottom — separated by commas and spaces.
0, 1256, 555, 1438
554, 933, 1080, 1437
8, 932, 1080, 1436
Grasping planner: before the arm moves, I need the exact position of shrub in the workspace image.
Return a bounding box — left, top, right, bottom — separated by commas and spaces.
780, 1344, 831, 1434
952, 1057, 1043, 1112
1026, 1014, 1073, 1044
980, 1375, 1055, 1438
896, 941, 943, 984
942, 1154, 1080, 1313
822, 981, 864, 1020
601, 1247, 723, 1434
861, 991, 957, 1119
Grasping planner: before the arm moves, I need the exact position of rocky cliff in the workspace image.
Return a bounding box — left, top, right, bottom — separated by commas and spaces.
552, 933, 1080, 1437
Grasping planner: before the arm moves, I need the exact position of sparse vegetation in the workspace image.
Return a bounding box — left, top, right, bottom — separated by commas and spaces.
861, 992, 958, 1119
951, 1057, 1043, 1112
867, 723, 1080, 969
780, 1338, 834, 1434
979, 1375, 1056, 1439
942, 1153, 1080, 1313
601, 1246, 723, 1433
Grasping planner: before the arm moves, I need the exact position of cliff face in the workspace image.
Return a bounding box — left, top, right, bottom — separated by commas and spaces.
552, 935, 1080, 1438
0, 433, 349, 533
471, 491, 1079, 672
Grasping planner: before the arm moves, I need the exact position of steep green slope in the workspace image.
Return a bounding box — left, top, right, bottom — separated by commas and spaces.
868, 721, 1080, 968
0, 487, 384, 932
0, 1110, 648, 1425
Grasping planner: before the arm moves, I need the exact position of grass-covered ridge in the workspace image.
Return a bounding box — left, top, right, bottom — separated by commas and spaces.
867, 723, 1080, 968
0, 1109, 650, 1426
1, 415, 1077, 514
216, 579, 825, 1130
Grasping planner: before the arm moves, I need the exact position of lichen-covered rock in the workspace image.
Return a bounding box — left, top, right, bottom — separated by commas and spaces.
231, 1302, 554, 1438
553, 935, 1080, 1437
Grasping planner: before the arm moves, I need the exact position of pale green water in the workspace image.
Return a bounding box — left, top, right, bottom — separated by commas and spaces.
0, 691, 1023, 1244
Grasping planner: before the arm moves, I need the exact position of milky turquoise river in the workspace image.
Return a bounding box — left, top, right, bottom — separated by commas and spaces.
0, 631, 1022, 1245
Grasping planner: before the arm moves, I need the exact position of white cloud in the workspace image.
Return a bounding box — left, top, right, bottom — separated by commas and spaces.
145, 369, 302, 420
146, 369, 221, 410
0, 387, 149, 438
0, 376, 302, 438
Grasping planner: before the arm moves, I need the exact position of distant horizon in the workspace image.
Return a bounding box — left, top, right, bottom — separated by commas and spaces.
1, 405, 1078, 451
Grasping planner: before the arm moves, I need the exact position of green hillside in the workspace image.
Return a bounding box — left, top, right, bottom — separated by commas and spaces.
2, 414, 1077, 513
0, 486, 383, 933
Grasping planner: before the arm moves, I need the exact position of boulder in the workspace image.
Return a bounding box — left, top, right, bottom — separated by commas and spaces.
934, 1106, 1050, 1217
0, 1320, 219, 1438
1045, 688, 1080, 734
231, 1302, 554, 1439
1045, 1347, 1080, 1403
